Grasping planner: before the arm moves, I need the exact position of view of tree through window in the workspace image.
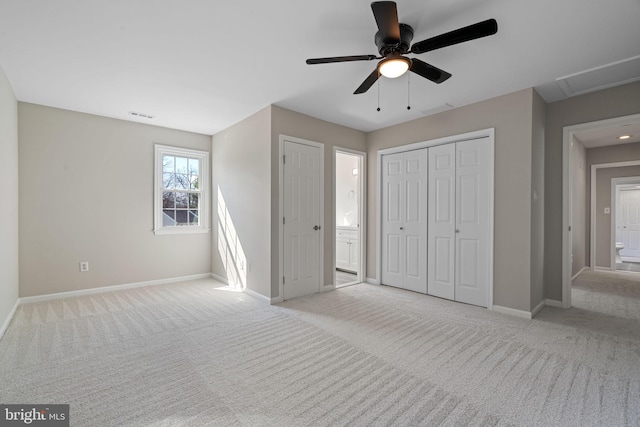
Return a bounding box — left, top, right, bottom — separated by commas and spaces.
162, 155, 200, 226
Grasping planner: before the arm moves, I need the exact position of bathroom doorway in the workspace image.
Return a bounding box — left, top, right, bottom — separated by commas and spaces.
334, 149, 365, 287
612, 177, 640, 272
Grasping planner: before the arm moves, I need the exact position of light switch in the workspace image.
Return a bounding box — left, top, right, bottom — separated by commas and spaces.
604, 207, 611, 214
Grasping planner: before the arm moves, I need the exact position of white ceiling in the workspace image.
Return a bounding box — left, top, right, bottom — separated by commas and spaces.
0, 0, 639, 136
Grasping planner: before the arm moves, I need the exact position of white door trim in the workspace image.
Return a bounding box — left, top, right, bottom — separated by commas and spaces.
562, 112, 640, 309
376, 128, 494, 309
279, 135, 325, 301
609, 176, 640, 270
333, 147, 367, 287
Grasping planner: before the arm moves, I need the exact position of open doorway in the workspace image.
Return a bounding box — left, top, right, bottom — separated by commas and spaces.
334, 149, 365, 287
563, 113, 640, 307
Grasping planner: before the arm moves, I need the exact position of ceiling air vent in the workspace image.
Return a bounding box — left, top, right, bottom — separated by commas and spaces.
556, 55, 640, 97
129, 111, 155, 119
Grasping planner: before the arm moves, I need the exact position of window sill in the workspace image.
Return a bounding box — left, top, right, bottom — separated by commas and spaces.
153, 227, 210, 236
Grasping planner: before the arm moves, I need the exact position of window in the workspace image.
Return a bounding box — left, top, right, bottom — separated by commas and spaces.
154, 144, 209, 235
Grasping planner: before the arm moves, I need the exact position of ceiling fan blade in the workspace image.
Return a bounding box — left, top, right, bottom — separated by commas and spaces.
354, 68, 380, 94
306, 55, 378, 65
411, 19, 498, 54
410, 58, 452, 83
371, 1, 401, 44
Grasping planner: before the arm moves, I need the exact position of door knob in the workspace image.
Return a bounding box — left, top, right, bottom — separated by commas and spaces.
455, 229, 460, 233
313, 225, 321, 230
400, 227, 404, 230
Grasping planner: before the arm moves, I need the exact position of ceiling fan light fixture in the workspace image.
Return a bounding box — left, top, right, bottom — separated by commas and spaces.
379, 56, 411, 78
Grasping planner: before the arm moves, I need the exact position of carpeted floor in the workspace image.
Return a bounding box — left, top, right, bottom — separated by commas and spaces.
0, 271, 639, 426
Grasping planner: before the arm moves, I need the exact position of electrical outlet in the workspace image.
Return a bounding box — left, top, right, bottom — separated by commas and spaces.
79, 261, 89, 272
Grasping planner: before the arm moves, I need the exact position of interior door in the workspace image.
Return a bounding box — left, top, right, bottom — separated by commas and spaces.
454, 138, 491, 307
428, 143, 455, 300
283, 140, 322, 300
381, 152, 405, 288
381, 149, 428, 293
620, 189, 640, 258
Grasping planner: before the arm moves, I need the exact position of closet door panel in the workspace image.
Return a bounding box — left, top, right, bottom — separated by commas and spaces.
402, 149, 428, 293
455, 139, 491, 307
381, 153, 405, 288
428, 144, 455, 300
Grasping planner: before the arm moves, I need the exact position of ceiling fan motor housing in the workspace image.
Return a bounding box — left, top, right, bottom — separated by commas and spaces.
375, 23, 414, 55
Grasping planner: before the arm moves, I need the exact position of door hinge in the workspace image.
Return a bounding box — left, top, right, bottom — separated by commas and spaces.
569, 226, 572, 231
283, 276, 285, 285
283, 217, 285, 225
283, 155, 286, 164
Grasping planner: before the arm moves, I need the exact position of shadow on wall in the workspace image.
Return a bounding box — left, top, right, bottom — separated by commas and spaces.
217, 186, 247, 289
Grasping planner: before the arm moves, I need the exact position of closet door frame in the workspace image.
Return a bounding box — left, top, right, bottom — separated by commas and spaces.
376, 128, 495, 309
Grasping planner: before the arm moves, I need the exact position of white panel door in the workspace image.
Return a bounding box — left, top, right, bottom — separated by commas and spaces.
381, 152, 405, 288
454, 139, 491, 307
428, 143, 455, 300
403, 149, 428, 293
620, 189, 640, 258
381, 149, 428, 293
283, 141, 321, 300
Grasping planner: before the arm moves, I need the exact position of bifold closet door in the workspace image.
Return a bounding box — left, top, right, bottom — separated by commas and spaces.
428, 138, 491, 307
455, 138, 491, 307
427, 143, 456, 300
381, 149, 428, 293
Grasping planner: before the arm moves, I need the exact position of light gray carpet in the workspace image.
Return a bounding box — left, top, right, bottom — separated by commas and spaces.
0, 272, 639, 426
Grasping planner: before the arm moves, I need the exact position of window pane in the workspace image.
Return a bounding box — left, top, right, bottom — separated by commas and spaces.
175, 192, 188, 208
189, 194, 199, 209
175, 156, 188, 173
162, 156, 175, 173
175, 209, 189, 225
188, 158, 199, 175
175, 174, 189, 190
162, 192, 175, 208
162, 173, 174, 189
189, 210, 199, 225
190, 175, 199, 190
162, 210, 176, 226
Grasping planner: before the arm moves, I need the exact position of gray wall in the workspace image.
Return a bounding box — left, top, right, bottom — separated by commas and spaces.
366, 88, 536, 312
212, 106, 272, 298
0, 65, 19, 332
594, 165, 640, 267
544, 81, 640, 301
530, 90, 546, 310
18, 103, 212, 297
270, 105, 367, 299
571, 137, 587, 276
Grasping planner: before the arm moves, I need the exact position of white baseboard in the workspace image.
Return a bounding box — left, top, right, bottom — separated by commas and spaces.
323, 284, 335, 292
19, 273, 212, 305
366, 277, 380, 285
572, 266, 589, 280
270, 296, 283, 304
492, 305, 533, 319
0, 298, 20, 341
243, 287, 270, 304
531, 300, 546, 318
595, 266, 611, 271
210, 272, 229, 285
545, 299, 563, 308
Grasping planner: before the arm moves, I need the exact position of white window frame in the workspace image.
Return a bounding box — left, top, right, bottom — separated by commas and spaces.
154, 144, 210, 235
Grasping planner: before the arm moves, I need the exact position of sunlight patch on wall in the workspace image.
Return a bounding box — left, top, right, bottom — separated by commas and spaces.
217, 186, 247, 289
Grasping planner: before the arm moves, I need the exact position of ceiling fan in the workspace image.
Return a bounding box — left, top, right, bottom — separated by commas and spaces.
306, 1, 498, 94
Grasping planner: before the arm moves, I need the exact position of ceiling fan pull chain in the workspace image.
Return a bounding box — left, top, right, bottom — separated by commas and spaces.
407, 72, 411, 110
377, 80, 381, 112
